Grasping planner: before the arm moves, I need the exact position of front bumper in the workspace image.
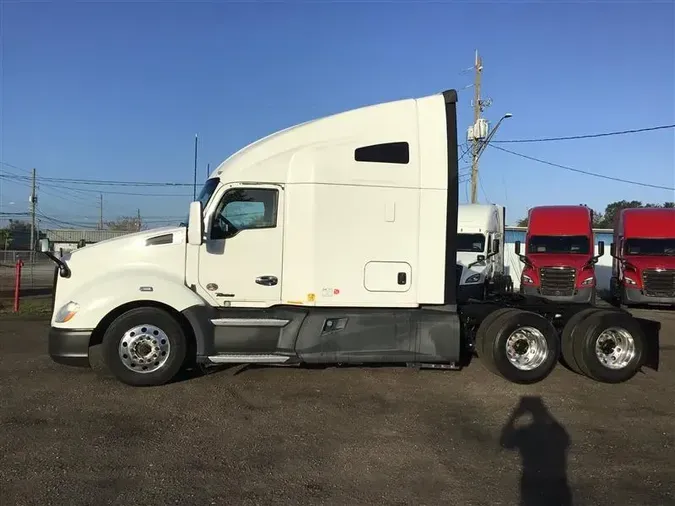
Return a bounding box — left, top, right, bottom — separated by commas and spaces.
622, 287, 675, 307
48, 327, 92, 367
520, 285, 594, 304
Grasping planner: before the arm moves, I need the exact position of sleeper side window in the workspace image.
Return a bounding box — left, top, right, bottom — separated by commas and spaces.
211, 188, 278, 240
355, 142, 409, 164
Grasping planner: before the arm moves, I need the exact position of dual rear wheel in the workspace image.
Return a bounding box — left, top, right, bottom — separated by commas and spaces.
561, 308, 645, 383
476, 308, 559, 384
476, 307, 645, 384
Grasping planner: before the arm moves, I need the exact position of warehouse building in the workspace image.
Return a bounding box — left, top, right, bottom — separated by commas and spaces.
45, 229, 133, 254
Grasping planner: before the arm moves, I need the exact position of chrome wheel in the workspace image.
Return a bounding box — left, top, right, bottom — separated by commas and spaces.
118, 324, 171, 374
595, 327, 636, 370
505, 326, 549, 371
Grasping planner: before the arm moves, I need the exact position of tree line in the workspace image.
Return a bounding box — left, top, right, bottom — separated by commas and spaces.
515, 200, 675, 228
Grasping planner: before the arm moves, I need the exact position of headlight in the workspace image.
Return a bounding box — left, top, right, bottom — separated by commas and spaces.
522, 274, 533, 284
581, 277, 594, 286
624, 276, 637, 285
55, 301, 80, 323
465, 273, 482, 284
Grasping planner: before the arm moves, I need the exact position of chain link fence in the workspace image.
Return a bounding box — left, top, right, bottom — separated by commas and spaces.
0, 250, 54, 296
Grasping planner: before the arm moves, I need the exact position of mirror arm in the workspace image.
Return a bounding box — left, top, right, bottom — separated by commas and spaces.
42, 251, 71, 278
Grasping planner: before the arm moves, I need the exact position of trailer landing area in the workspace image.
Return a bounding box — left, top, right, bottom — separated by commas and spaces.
1, 309, 674, 505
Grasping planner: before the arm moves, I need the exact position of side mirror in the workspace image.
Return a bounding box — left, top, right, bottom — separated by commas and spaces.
187, 201, 204, 246
609, 242, 616, 258
39, 238, 50, 253
477, 254, 486, 262
597, 241, 605, 258
514, 240, 521, 255
492, 239, 500, 254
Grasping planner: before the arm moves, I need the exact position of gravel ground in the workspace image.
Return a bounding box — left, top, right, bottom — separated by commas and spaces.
1, 309, 674, 506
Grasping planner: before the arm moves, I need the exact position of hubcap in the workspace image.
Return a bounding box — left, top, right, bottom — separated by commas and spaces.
595, 327, 636, 370
118, 324, 170, 374
505, 326, 549, 371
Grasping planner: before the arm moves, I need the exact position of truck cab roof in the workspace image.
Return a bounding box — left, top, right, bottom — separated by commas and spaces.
209, 94, 449, 191
528, 205, 593, 236
457, 204, 502, 234
619, 207, 675, 239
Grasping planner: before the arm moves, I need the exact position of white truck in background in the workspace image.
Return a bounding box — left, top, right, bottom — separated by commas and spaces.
41, 89, 654, 388
456, 203, 512, 301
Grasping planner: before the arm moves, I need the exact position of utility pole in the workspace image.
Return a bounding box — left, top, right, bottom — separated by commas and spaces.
29, 168, 36, 253
99, 194, 103, 230
137, 208, 142, 231
470, 51, 484, 204
29, 168, 37, 289
193, 134, 198, 201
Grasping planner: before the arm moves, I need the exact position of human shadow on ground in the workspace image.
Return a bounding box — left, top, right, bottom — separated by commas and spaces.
500, 396, 572, 506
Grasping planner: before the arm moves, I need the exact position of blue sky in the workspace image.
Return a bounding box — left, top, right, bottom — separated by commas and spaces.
1, 0, 673, 228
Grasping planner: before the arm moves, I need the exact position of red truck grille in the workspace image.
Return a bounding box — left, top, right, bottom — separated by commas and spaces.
642, 269, 675, 297
539, 267, 576, 297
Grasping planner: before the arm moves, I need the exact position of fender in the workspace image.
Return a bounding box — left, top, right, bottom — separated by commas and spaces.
52, 269, 207, 330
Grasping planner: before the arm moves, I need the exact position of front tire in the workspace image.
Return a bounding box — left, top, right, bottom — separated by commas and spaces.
102, 307, 187, 386
480, 309, 560, 384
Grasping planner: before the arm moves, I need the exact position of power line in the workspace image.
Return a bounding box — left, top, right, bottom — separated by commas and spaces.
490, 144, 675, 191
478, 174, 491, 203
1, 164, 192, 187
492, 124, 675, 144
0, 175, 192, 197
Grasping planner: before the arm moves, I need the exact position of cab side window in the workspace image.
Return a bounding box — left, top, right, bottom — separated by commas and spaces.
211, 188, 278, 240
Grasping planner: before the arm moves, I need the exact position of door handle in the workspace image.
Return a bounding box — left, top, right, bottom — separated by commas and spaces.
255, 275, 278, 286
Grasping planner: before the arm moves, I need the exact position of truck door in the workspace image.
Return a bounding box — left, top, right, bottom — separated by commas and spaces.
198, 184, 283, 307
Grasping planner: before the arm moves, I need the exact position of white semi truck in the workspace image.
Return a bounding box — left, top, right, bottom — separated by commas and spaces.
456, 203, 512, 301
42, 89, 654, 387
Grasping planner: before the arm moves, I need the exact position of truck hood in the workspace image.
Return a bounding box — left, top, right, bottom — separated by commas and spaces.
526, 254, 591, 270
72, 226, 186, 255
52, 226, 188, 311
456, 251, 487, 270
624, 256, 675, 270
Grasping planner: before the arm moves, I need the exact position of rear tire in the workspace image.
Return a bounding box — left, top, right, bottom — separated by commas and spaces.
572, 310, 645, 383
475, 307, 519, 358
102, 307, 187, 387
480, 309, 560, 384
560, 308, 605, 375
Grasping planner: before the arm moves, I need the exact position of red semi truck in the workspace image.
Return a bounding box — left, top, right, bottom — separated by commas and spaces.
515, 205, 603, 304
610, 207, 675, 307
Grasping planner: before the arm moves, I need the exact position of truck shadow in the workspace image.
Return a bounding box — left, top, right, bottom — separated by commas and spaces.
501, 396, 572, 506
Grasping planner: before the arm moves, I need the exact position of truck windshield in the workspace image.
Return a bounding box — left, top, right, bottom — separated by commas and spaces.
197, 178, 219, 208
180, 178, 219, 226
625, 238, 675, 256
457, 233, 485, 252
528, 235, 590, 254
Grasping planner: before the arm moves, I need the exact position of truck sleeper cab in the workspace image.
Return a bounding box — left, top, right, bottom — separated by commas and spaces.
610, 207, 675, 307
515, 205, 604, 304
44, 90, 652, 388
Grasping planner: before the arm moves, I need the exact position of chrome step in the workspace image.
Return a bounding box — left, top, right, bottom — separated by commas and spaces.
210, 318, 289, 327
206, 354, 291, 364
